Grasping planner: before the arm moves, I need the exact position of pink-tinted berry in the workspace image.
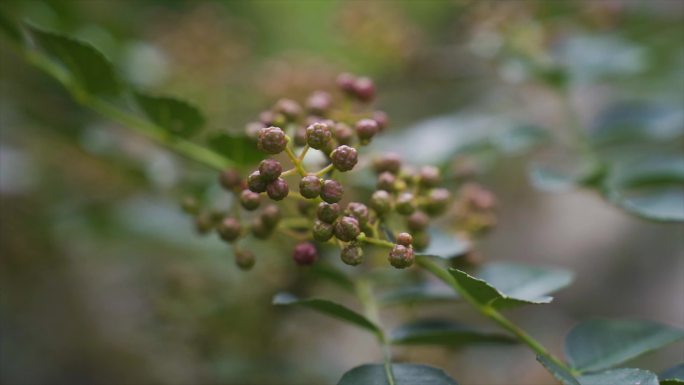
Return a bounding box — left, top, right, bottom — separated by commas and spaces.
257, 126, 287, 154
320, 179, 343, 203
266, 178, 289, 201
330, 145, 358, 172
293, 242, 318, 265
389, 244, 414, 268
258, 159, 283, 182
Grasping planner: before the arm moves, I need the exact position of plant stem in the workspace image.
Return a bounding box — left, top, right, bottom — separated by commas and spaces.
284, 144, 308, 176
355, 279, 396, 385
416, 256, 576, 374
315, 163, 335, 177
357, 233, 394, 248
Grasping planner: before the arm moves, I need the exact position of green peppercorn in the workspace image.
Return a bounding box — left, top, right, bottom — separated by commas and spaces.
407, 211, 429, 232
330, 145, 358, 172
181, 196, 200, 215
423, 188, 450, 216
333, 216, 361, 242
217, 217, 242, 242
299, 175, 322, 199
345, 202, 370, 226
247, 171, 268, 193
370, 190, 392, 214
317, 202, 341, 224
419, 166, 441, 188
320, 179, 343, 203
334, 122, 354, 145
377, 172, 396, 192
235, 250, 256, 270
341, 244, 363, 266
257, 126, 287, 154
194, 213, 214, 235
396, 232, 413, 247
258, 159, 283, 182
260, 204, 281, 229
355, 118, 378, 143
219, 169, 242, 191
389, 244, 414, 269
250, 217, 271, 239
312, 220, 334, 241
306, 122, 332, 150
373, 153, 402, 175
395, 192, 416, 215
266, 178, 289, 201
412, 231, 431, 251
240, 189, 261, 211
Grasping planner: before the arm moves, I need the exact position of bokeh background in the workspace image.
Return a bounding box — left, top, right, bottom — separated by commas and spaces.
1, 1, 683, 384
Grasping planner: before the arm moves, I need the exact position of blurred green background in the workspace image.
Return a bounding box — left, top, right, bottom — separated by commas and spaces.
1, 1, 682, 384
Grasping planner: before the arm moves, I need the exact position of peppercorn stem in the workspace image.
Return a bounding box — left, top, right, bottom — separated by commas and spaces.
416, 256, 576, 374
315, 163, 335, 177
281, 168, 298, 177
297, 145, 310, 162
356, 233, 394, 248
284, 143, 308, 177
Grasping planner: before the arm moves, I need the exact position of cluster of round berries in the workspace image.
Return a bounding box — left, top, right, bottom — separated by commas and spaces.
182, 74, 454, 270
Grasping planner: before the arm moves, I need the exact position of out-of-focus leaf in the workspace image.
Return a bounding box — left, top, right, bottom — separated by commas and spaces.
0, 8, 22, 43
603, 156, 684, 222
390, 319, 515, 346
528, 152, 604, 192
536, 355, 580, 385
272, 293, 380, 336
307, 264, 355, 293
491, 124, 549, 155
337, 363, 459, 385
578, 368, 658, 385
207, 132, 262, 166
590, 102, 684, 146
134, 92, 205, 138
26, 24, 120, 95
565, 319, 684, 373
379, 284, 457, 306
660, 363, 684, 385
417, 229, 470, 260
478, 262, 574, 304
448, 263, 572, 309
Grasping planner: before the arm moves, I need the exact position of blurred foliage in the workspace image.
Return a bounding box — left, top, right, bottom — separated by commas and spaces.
1, 1, 683, 384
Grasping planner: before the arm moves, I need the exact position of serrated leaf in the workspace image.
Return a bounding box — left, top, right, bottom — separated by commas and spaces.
448, 263, 572, 309
272, 293, 380, 336
478, 262, 574, 304
338, 363, 459, 385
661, 363, 684, 384
578, 368, 658, 385
134, 92, 205, 138
565, 319, 684, 373
26, 24, 119, 95
536, 355, 580, 385
207, 132, 262, 165
379, 284, 458, 306
390, 319, 515, 346
417, 229, 470, 260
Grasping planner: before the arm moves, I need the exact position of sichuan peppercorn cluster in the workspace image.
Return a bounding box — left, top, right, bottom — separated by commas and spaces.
182, 73, 462, 271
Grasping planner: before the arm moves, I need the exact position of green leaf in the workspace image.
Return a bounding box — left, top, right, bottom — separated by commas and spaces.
207, 132, 262, 166
528, 154, 604, 192
448, 263, 573, 309
272, 293, 380, 336
590, 102, 684, 146
603, 156, 684, 222
578, 368, 659, 385
379, 284, 458, 306
565, 319, 684, 372
26, 24, 119, 95
390, 319, 515, 346
661, 363, 684, 384
307, 264, 355, 293
536, 355, 580, 385
0, 8, 22, 43
134, 92, 205, 138
478, 262, 574, 304
491, 124, 549, 155
338, 363, 459, 385
417, 229, 470, 260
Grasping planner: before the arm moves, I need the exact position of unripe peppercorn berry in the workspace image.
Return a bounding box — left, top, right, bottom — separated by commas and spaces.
257, 126, 287, 154
412, 231, 431, 251
320, 179, 344, 203
258, 159, 282, 182
377, 172, 396, 192
419, 166, 441, 188
195, 213, 214, 235
373, 110, 389, 131
337, 73, 356, 94
312, 220, 334, 242
373, 153, 402, 175
345, 202, 370, 226
293, 242, 318, 265
370, 190, 392, 214
219, 169, 242, 191
251, 217, 271, 239
407, 211, 429, 232
299, 175, 322, 199
294, 126, 307, 147
260, 204, 281, 229
395, 192, 416, 215
333, 216, 361, 242
181, 196, 200, 214
330, 145, 358, 172
266, 178, 289, 201
423, 188, 450, 216
306, 122, 332, 150
353, 76, 375, 102
247, 171, 267, 193
355, 119, 378, 142
275, 98, 302, 121
217, 217, 242, 242
396, 232, 413, 247
245, 121, 264, 139
306, 91, 332, 115
317, 202, 340, 224
240, 189, 261, 211
235, 250, 255, 270
341, 244, 363, 266
389, 244, 414, 269
334, 123, 354, 145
